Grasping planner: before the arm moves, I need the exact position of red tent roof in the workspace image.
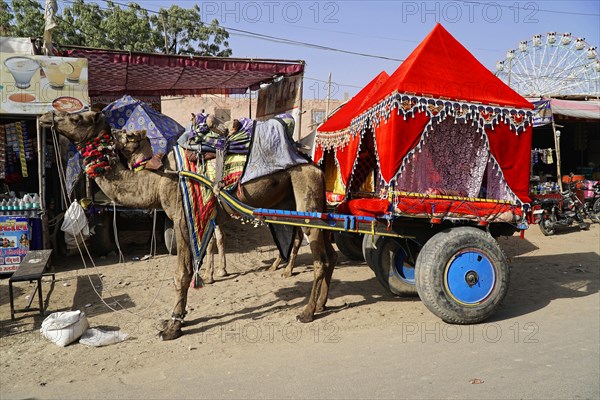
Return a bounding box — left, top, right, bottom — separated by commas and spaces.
317, 71, 389, 133
358, 23, 533, 116
61, 48, 305, 97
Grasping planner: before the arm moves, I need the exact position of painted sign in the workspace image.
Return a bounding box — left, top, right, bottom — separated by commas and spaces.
532, 99, 553, 127
1, 53, 90, 115
256, 74, 303, 139
0, 215, 30, 273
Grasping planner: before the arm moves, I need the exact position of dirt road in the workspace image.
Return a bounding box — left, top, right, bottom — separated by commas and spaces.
1, 223, 598, 399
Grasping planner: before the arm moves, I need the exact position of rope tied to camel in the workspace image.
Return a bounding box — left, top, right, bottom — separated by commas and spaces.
76, 130, 119, 178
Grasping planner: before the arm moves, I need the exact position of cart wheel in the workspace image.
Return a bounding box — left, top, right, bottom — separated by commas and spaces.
362, 234, 382, 271
89, 213, 115, 256
374, 237, 419, 297
164, 218, 177, 254
415, 227, 509, 324
334, 232, 364, 261
538, 213, 556, 236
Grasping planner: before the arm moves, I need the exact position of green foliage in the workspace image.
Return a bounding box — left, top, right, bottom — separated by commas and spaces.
9, 0, 43, 37
149, 5, 231, 57
0, 0, 13, 35
2, 0, 231, 56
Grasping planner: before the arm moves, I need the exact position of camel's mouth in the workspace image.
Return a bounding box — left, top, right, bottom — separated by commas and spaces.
38, 111, 60, 127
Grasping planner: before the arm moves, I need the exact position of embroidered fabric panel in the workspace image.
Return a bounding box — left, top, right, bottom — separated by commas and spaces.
485, 159, 519, 204
394, 118, 488, 198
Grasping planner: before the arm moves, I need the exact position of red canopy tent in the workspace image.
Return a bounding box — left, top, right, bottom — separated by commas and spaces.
314, 71, 389, 187
318, 24, 534, 204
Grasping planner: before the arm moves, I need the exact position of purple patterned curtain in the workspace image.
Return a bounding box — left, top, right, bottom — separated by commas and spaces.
394, 118, 489, 197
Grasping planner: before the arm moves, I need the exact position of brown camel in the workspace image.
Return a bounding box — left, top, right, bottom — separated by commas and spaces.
39, 110, 337, 341
112, 128, 304, 282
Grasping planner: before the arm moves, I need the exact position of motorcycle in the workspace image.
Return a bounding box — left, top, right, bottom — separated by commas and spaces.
582, 181, 600, 223
533, 179, 590, 236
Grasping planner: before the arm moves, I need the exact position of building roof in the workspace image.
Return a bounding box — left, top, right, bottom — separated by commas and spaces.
61, 47, 305, 97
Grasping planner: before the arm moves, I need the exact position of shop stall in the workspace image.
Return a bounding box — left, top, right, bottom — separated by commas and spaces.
0, 46, 89, 273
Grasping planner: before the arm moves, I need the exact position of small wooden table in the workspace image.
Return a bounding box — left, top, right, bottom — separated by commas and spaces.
8, 249, 54, 320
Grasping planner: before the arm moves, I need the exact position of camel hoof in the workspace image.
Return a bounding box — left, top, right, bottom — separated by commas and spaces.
202, 276, 215, 284
315, 305, 327, 313
215, 269, 228, 278
281, 271, 292, 278
159, 328, 183, 341
296, 313, 314, 323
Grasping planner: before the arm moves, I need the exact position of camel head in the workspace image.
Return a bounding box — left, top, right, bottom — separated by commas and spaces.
39, 110, 107, 144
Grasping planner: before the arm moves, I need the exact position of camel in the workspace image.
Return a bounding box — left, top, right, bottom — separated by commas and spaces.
39, 110, 337, 341
112, 125, 305, 283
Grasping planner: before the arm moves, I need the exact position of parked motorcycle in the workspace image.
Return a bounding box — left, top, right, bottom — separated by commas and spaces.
533, 180, 590, 236
582, 181, 600, 223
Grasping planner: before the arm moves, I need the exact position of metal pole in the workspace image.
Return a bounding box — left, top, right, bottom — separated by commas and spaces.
248, 89, 252, 119
36, 118, 49, 249
297, 71, 304, 142
551, 114, 563, 191
326, 72, 332, 117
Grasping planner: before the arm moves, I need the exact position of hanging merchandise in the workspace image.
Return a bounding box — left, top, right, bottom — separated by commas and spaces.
3, 122, 19, 183
531, 148, 554, 165
15, 122, 28, 178
21, 121, 35, 162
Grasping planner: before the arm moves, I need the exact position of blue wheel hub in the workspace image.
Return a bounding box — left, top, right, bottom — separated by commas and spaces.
444, 249, 496, 305
393, 246, 415, 284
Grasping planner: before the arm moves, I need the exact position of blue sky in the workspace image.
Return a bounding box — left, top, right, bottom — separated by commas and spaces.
76, 1, 600, 99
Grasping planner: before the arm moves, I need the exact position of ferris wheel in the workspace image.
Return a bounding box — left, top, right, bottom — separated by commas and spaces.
495, 32, 599, 98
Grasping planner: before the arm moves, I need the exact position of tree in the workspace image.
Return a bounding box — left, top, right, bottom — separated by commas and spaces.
0, 0, 13, 36
2, 0, 232, 57
9, 0, 43, 38
150, 5, 231, 57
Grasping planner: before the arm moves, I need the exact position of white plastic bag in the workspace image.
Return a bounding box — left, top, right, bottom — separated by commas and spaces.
61, 201, 89, 237
40, 311, 89, 347
79, 328, 129, 347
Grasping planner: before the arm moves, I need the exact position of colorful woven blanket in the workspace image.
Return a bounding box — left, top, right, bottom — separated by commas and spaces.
174, 145, 246, 287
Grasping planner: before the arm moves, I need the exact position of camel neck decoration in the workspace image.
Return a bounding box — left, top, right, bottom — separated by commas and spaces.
76, 130, 119, 178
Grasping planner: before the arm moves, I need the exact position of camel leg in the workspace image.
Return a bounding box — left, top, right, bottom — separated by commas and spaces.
297, 227, 330, 323
281, 229, 303, 278
160, 212, 193, 341
213, 225, 228, 277
268, 255, 283, 272
202, 236, 217, 284
316, 235, 338, 312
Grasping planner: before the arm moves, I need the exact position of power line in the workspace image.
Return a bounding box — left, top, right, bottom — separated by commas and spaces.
122, 0, 600, 17
59, 0, 404, 62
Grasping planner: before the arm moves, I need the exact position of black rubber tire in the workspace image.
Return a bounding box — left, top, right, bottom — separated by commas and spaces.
164, 218, 177, 254
415, 227, 509, 324
334, 232, 364, 261
375, 237, 419, 297
362, 234, 382, 271
89, 213, 115, 256
538, 213, 556, 236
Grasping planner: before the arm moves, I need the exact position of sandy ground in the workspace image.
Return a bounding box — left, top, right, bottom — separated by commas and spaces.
0, 221, 598, 399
